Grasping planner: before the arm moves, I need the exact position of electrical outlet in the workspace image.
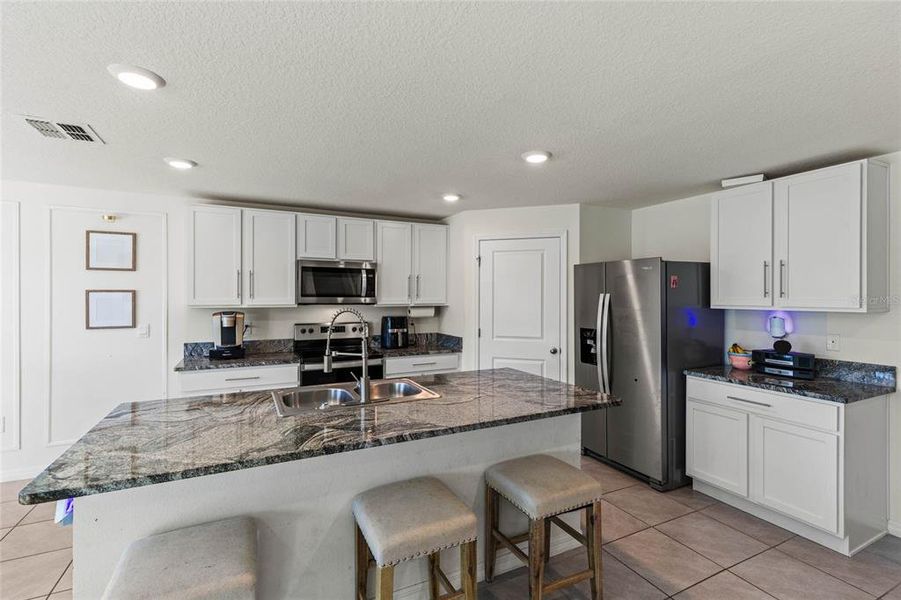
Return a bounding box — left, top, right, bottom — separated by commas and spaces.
826, 333, 841, 352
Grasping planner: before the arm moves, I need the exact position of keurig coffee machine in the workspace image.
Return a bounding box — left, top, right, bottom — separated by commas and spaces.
210, 311, 246, 359
380, 316, 410, 349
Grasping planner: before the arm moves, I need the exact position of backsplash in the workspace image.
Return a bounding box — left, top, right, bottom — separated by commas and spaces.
183, 333, 462, 358
370, 332, 463, 353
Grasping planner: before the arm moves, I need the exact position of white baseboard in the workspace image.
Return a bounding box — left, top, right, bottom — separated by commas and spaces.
0, 465, 42, 483
392, 534, 582, 600
889, 520, 901, 538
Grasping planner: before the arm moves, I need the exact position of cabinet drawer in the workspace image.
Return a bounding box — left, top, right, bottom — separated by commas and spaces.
180, 364, 299, 393
686, 377, 839, 432
384, 353, 460, 377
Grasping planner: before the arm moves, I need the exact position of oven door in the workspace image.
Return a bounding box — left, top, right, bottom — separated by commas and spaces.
301, 359, 385, 386
296, 260, 377, 304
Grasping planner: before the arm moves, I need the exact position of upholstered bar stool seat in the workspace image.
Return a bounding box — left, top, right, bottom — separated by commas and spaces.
484, 454, 605, 600
102, 516, 257, 600
353, 477, 477, 600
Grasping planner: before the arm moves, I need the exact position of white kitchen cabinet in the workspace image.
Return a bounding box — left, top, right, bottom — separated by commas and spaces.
376, 221, 413, 304
179, 364, 299, 396
686, 399, 748, 497
296, 213, 337, 259
243, 209, 296, 306
384, 353, 460, 378
188, 205, 243, 306
412, 224, 448, 305
711, 159, 890, 312
337, 217, 376, 261
749, 416, 839, 534
710, 182, 773, 308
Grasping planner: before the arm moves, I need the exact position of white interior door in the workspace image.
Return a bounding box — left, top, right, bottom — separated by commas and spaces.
478, 237, 562, 380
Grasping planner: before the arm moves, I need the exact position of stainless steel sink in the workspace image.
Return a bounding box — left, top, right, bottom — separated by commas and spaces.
272, 379, 440, 416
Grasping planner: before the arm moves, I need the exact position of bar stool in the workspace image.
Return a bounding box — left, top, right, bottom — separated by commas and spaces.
484, 454, 604, 600
102, 516, 257, 600
353, 477, 478, 600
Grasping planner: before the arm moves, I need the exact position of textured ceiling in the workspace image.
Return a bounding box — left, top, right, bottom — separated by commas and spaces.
2, 2, 900, 217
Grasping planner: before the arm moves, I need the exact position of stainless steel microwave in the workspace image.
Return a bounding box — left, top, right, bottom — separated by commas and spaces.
296, 260, 377, 304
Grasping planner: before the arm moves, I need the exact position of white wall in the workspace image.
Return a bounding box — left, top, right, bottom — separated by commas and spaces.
626, 151, 901, 532
580, 204, 632, 263
0, 180, 437, 480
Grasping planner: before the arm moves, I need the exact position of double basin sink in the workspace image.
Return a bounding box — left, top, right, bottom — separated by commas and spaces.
273, 378, 441, 416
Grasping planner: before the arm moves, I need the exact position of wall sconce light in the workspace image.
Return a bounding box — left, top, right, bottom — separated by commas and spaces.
766, 311, 794, 338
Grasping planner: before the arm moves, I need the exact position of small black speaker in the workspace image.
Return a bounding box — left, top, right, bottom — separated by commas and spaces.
773, 339, 792, 354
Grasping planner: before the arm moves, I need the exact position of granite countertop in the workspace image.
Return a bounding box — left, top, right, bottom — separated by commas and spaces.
19, 368, 617, 504
174, 352, 301, 372
685, 365, 896, 404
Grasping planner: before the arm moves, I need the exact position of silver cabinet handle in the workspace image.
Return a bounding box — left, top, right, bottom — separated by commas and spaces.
727, 395, 771, 408
236, 269, 241, 299
416, 274, 421, 298
408, 274, 413, 301
763, 261, 769, 297
225, 376, 261, 382
249, 270, 254, 299
412, 361, 437, 366
779, 260, 786, 298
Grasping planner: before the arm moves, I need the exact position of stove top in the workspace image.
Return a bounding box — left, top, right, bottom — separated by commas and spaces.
293, 321, 381, 365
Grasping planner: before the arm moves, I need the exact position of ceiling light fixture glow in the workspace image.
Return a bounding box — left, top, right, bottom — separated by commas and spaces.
521, 150, 551, 164
442, 193, 461, 202
107, 64, 166, 90
164, 157, 197, 170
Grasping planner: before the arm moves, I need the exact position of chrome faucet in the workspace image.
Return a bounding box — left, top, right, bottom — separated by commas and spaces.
323, 309, 371, 403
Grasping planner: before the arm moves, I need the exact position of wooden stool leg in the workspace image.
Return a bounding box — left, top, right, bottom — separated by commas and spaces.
528, 518, 546, 600
484, 485, 499, 582
375, 564, 394, 600
543, 519, 552, 564
355, 524, 368, 600
428, 552, 440, 600
586, 501, 604, 600
460, 540, 477, 599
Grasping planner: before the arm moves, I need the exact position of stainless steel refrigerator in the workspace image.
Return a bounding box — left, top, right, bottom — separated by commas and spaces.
575, 258, 723, 490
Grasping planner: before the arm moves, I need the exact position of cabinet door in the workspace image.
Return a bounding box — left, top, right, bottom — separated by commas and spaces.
412, 224, 448, 305
376, 221, 412, 305
749, 416, 840, 533
686, 399, 748, 496
243, 210, 296, 306
337, 217, 375, 261
296, 213, 336, 259
711, 182, 773, 308
774, 162, 862, 309
188, 206, 242, 306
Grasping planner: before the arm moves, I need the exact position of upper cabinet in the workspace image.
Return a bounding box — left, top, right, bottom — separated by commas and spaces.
188, 206, 243, 306
243, 209, 296, 306
711, 159, 890, 312
376, 221, 448, 306
337, 217, 376, 261
296, 213, 337, 259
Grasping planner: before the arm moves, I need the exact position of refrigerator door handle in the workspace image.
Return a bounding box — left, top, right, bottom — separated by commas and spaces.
598, 293, 611, 393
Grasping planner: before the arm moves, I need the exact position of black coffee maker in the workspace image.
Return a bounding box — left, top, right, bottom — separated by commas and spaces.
380, 316, 410, 349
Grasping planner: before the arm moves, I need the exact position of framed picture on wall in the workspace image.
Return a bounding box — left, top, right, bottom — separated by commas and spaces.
86, 230, 136, 271
85, 290, 136, 329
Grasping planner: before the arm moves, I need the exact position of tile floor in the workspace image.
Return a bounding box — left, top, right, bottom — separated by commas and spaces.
1, 457, 900, 599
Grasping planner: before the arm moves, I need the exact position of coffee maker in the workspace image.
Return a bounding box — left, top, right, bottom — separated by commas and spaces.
380, 316, 410, 349
210, 311, 246, 359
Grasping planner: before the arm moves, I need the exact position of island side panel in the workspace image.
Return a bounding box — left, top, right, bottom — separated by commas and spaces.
73, 413, 583, 599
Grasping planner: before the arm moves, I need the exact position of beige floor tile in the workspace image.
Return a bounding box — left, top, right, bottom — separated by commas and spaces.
598, 550, 667, 599
0, 501, 31, 528
731, 549, 873, 600
601, 499, 649, 544
52, 560, 72, 592
0, 520, 72, 562
19, 501, 56, 525
0, 547, 71, 600
775, 536, 901, 597
663, 486, 719, 511
674, 571, 775, 599
864, 534, 901, 566
701, 503, 794, 547
656, 512, 768, 567
606, 528, 722, 596
1, 527, 10, 541
882, 583, 901, 600
603, 485, 694, 526
49, 591, 73, 600
580, 457, 643, 495
0, 480, 28, 504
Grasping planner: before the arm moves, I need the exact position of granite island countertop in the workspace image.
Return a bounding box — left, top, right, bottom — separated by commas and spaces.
19, 368, 617, 504
685, 365, 896, 404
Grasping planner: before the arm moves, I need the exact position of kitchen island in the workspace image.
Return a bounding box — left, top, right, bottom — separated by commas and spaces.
20, 368, 616, 599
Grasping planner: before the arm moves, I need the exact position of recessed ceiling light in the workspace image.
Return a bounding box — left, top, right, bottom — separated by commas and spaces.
442, 193, 461, 202
164, 157, 197, 170
521, 150, 551, 164
107, 64, 166, 90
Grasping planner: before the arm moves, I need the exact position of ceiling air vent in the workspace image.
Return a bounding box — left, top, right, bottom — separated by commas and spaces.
23, 117, 105, 144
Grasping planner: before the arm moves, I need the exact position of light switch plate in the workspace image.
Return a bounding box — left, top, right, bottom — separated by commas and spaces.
137, 324, 150, 339
826, 333, 841, 352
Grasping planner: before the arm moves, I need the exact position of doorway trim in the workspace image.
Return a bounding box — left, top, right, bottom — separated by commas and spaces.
473, 232, 569, 382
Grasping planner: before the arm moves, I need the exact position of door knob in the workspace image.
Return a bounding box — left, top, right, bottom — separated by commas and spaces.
549, 347, 559, 355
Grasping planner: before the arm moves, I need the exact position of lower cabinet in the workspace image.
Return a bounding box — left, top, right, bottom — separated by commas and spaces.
686, 400, 748, 497
179, 364, 300, 396
384, 353, 460, 378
